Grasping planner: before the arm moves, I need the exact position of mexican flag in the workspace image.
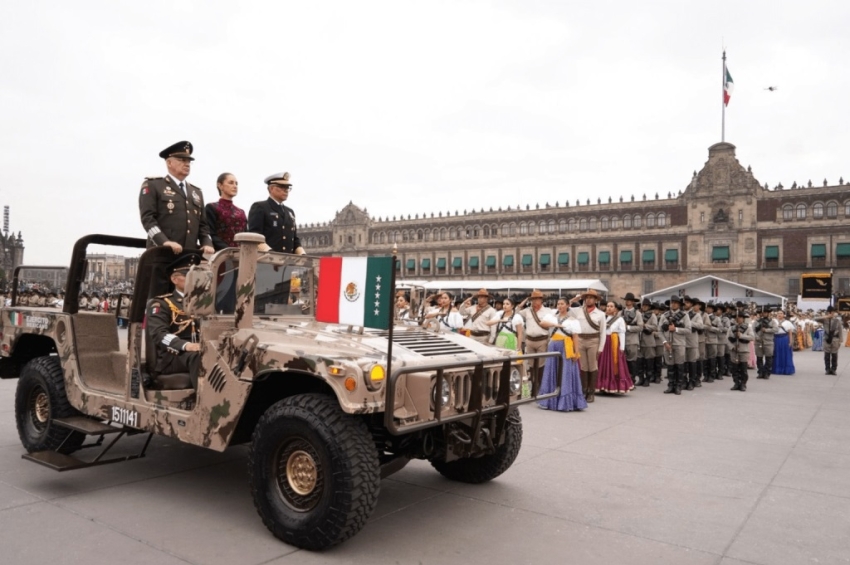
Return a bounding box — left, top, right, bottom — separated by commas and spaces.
724, 67, 734, 106
316, 256, 394, 329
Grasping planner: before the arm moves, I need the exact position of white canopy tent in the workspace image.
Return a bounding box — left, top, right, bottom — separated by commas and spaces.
420, 279, 608, 295
643, 275, 786, 307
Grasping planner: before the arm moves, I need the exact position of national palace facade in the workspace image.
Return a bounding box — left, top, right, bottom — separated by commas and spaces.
299, 142, 850, 301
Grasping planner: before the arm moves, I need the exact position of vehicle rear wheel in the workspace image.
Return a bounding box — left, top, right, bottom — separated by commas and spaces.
249, 393, 380, 550
430, 409, 523, 484
15, 356, 85, 454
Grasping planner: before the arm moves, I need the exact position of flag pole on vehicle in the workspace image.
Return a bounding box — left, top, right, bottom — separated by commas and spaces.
384, 244, 398, 383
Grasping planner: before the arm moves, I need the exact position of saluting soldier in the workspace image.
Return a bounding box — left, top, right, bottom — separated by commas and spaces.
139, 141, 214, 255
146, 252, 204, 388
459, 288, 498, 344
568, 289, 606, 403
248, 172, 305, 254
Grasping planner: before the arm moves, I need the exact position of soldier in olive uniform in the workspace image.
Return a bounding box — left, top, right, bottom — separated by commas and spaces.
146, 252, 204, 388
727, 309, 755, 391
683, 296, 703, 390
139, 140, 214, 254
703, 302, 722, 382
660, 295, 691, 395
713, 303, 728, 380
815, 306, 843, 375
637, 298, 657, 386
621, 293, 645, 386
754, 306, 778, 379
248, 172, 305, 254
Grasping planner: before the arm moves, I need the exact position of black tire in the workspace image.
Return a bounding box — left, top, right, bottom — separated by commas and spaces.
431, 410, 523, 484
15, 356, 85, 454
249, 393, 380, 550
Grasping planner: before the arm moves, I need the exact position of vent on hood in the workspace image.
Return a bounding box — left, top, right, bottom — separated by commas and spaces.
374, 329, 475, 357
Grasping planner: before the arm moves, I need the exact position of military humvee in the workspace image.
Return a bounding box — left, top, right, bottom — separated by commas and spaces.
2, 233, 558, 550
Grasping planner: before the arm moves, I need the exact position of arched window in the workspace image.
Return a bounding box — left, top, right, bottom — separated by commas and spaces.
623, 215, 632, 229
782, 204, 793, 220
449, 227, 457, 240
657, 212, 666, 227
633, 214, 642, 228
646, 213, 655, 228
432, 228, 439, 241
548, 220, 555, 233
440, 228, 447, 241
559, 219, 567, 233
601, 217, 609, 230
568, 218, 576, 232
827, 201, 838, 218
813, 202, 824, 219
528, 222, 535, 235
509, 223, 517, 236
796, 203, 806, 220
519, 222, 528, 235
589, 217, 597, 230
472, 225, 480, 238
417, 230, 423, 241
501, 223, 509, 237
845, 201, 850, 216
611, 216, 620, 229
483, 225, 490, 238
579, 218, 587, 231
402, 230, 410, 242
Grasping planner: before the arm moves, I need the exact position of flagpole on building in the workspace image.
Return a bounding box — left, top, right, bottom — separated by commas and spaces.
721, 50, 727, 142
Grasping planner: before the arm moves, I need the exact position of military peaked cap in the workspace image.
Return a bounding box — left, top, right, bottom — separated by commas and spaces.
159, 140, 194, 161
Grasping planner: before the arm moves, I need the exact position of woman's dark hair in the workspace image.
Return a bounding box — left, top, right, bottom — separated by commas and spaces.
216, 172, 233, 195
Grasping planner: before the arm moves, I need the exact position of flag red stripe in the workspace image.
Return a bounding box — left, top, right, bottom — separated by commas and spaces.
316, 257, 343, 323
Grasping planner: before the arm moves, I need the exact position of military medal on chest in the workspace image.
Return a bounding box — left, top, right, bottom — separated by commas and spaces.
167, 200, 175, 213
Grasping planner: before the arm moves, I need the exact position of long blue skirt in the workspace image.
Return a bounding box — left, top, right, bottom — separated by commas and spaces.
538, 340, 587, 412
812, 329, 824, 351
773, 334, 795, 375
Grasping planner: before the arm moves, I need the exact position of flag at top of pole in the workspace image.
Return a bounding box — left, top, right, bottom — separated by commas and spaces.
724, 66, 734, 106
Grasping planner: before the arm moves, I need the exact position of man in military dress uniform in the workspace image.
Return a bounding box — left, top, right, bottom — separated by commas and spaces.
754, 306, 778, 379
713, 302, 728, 380
660, 295, 691, 395
652, 302, 667, 383
248, 172, 305, 254
139, 141, 214, 254
703, 302, 721, 383
146, 252, 204, 388
459, 289, 497, 345
621, 292, 645, 386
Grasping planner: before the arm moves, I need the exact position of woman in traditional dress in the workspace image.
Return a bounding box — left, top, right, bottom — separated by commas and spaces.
485, 298, 524, 353
597, 301, 634, 394
537, 297, 587, 411
422, 292, 464, 333
772, 310, 796, 375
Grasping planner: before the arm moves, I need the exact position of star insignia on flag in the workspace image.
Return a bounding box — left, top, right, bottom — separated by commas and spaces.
376, 276, 382, 282
374, 309, 380, 315
375, 301, 380, 307
376, 283, 381, 290
375, 292, 380, 299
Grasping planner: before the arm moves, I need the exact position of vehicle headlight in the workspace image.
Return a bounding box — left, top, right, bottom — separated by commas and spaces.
509, 367, 522, 395
365, 363, 385, 391
431, 377, 451, 409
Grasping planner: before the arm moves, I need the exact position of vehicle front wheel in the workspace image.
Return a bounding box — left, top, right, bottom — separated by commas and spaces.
430, 409, 523, 484
15, 356, 85, 454
249, 393, 380, 550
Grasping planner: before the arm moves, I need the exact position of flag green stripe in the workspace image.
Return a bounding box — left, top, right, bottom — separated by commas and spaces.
363, 257, 394, 329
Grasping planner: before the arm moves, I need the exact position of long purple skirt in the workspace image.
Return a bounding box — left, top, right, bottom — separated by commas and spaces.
597, 335, 635, 394
538, 340, 587, 411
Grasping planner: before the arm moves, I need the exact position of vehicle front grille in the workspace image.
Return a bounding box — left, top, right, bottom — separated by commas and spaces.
375, 329, 475, 357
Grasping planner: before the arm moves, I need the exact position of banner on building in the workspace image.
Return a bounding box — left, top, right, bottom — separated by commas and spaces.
800, 273, 832, 300
838, 298, 850, 312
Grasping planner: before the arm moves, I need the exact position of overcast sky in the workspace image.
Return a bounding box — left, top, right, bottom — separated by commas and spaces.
2, 1, 849, 266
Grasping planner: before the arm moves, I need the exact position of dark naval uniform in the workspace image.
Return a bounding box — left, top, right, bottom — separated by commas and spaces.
248, 198, 301, 253
146, 289, 201, 388
140, 175, 212, 249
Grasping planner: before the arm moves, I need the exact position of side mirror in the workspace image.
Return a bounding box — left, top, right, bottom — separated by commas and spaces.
183, 265, 215, 317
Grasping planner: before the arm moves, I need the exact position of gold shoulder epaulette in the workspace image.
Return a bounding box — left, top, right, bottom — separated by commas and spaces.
144, 176, 164, 181
155, 293, 171, 299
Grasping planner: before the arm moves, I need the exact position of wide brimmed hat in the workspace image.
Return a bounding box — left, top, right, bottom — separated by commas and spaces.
475, 288, 490, 298
641, 298, 652, 307
622, 292, 639, 301
669, 294, 682, 304
683, 295, 694, 304
530, 289, 544, 299
581, 289, 602, 300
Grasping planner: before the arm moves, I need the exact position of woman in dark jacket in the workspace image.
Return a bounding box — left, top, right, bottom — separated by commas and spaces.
204, 173, 246, 313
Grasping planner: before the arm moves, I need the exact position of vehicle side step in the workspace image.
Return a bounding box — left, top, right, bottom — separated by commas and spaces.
21, 450, 131, 472
54, 416, 123, 436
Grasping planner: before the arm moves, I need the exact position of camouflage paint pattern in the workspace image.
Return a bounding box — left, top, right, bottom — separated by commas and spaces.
2, 235, 527, 453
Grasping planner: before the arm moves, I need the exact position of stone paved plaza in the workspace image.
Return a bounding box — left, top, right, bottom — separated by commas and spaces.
1, 348, 848, 565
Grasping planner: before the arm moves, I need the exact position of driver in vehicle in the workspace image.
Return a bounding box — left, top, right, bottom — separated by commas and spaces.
146, 252, 204, 388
